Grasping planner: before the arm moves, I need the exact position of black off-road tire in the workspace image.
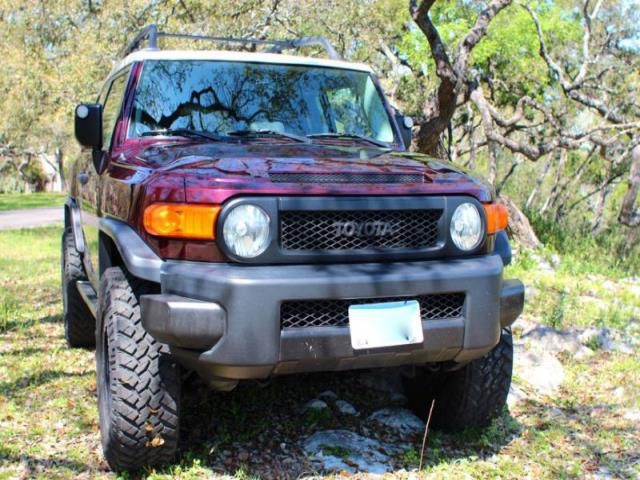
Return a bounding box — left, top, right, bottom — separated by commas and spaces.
61, 228, 95, 348
97, 267, 180, 472
405, 329, 513, 431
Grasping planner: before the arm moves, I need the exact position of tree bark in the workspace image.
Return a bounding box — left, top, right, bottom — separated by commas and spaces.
501, 195, 541, 248
541, 150, 567, 214
410, 0, 513, 157
591, 152, 613, 234
619, 144, 640, 227
526, 157, 551, 209
55, 147, 65, 190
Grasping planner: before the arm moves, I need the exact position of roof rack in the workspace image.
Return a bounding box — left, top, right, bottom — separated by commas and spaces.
121, 24, 341, 60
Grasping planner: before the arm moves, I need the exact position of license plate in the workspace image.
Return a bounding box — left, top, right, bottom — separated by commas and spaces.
349, 300, 423, 350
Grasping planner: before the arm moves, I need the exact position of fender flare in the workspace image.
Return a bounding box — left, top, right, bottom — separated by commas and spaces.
99, 217, 163, 283
64, 196, 86, 253
494, 230, 512, 266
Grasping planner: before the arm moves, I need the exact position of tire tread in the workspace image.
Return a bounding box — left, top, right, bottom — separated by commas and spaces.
62, 229, 95, 348
98, 267, 180, 472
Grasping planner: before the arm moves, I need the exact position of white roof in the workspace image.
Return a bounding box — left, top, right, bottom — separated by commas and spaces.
112, 49, 373, 76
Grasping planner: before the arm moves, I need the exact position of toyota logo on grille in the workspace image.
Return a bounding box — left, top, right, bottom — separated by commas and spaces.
332, 220, 398, 237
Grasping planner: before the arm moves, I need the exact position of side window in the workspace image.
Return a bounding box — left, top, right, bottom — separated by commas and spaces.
101, 72, 129, 151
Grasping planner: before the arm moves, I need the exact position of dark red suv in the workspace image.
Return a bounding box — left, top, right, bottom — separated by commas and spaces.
62, 25, 524, 472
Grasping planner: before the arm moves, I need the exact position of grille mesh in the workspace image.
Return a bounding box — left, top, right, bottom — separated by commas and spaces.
270, 173, 424, 184
280, 210, 442, 251
281, 293, 466, 329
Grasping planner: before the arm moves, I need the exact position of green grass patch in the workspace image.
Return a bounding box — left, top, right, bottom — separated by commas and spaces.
0, 192, 65, 212
506, 243, 640, 330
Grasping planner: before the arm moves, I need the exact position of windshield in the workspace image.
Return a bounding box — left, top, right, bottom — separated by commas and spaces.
129, 60, 396, 144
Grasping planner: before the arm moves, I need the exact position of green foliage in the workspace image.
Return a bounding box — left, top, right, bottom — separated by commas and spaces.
546, 291, 567, 329
526, 209, 640, 277
396, 1, 582, 103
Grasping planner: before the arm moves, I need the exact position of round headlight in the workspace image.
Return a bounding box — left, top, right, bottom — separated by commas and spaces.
450, 203, 483, 251
222, 204, 270, 258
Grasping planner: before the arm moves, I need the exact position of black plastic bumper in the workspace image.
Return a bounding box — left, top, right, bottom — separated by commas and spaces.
140, 255, 524, 382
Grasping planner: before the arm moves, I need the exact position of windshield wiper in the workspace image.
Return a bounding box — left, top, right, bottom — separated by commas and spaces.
140, 128, 225, 142
306, 132, 391, 148
227, 129, 310, 143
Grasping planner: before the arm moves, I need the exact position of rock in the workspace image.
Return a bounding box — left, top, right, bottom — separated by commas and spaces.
614, 342, 634, 354
535, 257, 554, 272
335, 400, 358, 416
507, 383, 526, 408
549, 253, 561, 267
512, 316, 539, 337
237, 451, 249, 462
514, 345, 565, 394
623, 409, 640, 422
573, 345, 595, 361
593, 466, 615, 479
548, 407, 564, 419
318, 390, 338, 401
521, 325, 581, 354
303, 430, 403, 474
305, 399, 329, 411
525, 286, 539, 299
368, 408, 425, 435
577, 327, 632, 353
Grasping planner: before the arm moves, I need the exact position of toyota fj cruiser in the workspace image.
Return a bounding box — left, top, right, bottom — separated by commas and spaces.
63, 25, 524, 472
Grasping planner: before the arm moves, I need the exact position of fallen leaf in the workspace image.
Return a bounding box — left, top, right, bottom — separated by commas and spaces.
146, 435, 165, 448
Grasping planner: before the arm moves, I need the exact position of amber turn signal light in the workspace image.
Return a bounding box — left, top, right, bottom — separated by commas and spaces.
483, 203, 509, 234
143, 203, 220, 240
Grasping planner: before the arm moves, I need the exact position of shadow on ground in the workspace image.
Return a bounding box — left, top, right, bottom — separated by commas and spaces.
161, 370, 523, 479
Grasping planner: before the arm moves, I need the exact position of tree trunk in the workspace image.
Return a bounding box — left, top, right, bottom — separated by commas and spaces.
591, 154, 613, 234
487, 141, 498, 186
619, 144, 640, 227
540, 149, 567, 214
526, 157, 551, 209
465, 105, 477, 170
55, 147, 65, 191
500, 195, 541, 248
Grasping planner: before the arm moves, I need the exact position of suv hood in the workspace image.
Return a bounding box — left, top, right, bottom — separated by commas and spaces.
137, 142, 494, 203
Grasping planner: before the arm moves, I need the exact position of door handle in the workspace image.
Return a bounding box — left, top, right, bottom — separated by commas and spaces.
78, 172, 89, 185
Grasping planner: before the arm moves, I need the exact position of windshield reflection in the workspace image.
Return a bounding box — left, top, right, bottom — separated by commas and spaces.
129, 61, 395, 143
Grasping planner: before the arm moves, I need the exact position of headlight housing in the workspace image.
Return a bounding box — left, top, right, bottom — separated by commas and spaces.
450, 203, 483, 251
222, 204, 270, 258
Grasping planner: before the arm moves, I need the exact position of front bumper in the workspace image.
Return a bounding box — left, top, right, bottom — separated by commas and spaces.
140, 255, 524, 382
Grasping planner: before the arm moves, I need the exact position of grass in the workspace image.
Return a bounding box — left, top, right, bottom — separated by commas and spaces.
0, 192, 65, 212
506, 246, 640, 331
0, 226, 639, 478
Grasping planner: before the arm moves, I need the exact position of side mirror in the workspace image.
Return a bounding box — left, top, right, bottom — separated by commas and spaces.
75, 103, 102, 149
395, 112, 413, 149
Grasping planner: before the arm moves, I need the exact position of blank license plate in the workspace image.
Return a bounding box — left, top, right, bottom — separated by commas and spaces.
349, 300, 423, 350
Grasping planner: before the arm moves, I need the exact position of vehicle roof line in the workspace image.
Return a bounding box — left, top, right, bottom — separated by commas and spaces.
121, 24, 340, 60
109, 49, 373, 78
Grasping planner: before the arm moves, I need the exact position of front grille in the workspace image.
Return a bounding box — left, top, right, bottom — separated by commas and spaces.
281, 293, 466, 329
270, 173, 424, 184
280, 210, 442, 251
